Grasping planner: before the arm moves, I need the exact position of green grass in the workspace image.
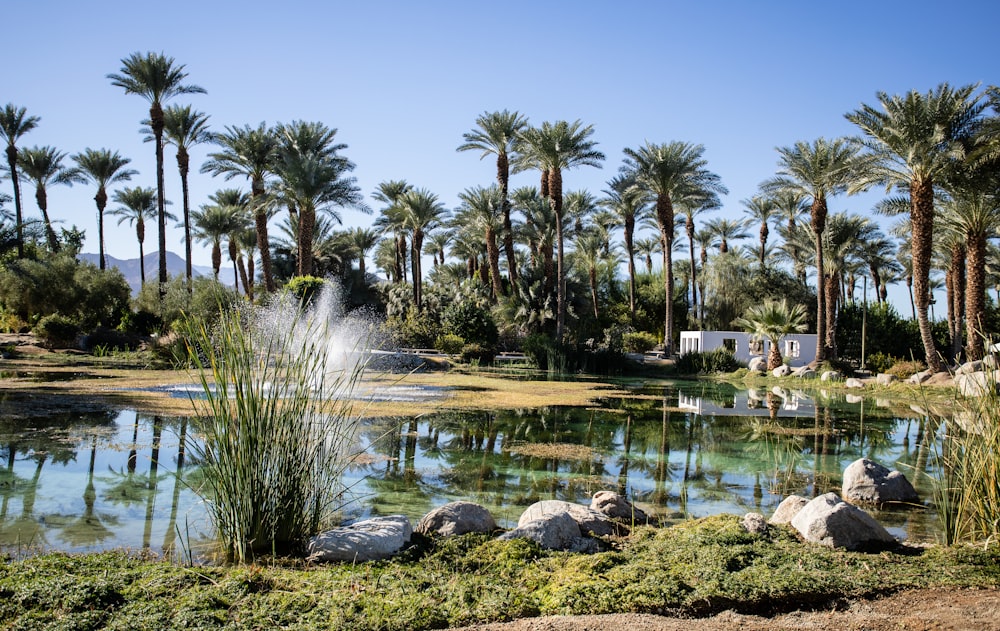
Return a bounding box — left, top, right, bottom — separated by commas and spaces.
2, 516, 998, 630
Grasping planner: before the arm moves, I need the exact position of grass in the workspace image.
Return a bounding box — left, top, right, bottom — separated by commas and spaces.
1, 516, 998, 630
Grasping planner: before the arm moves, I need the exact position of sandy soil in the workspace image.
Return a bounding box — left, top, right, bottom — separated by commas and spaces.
449, 587, 1000, 631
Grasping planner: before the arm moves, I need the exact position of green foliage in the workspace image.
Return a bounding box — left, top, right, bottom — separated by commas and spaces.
675, 349, 740, 375
285, 275, 329, 304
33, 313, 80, 347
886, 359, 925, 378
134, 275, 239, 333
837, 302, 923, 364
442, 300, 498, 347
0, 306, 27, 333
864, 351, 898, 374
385, 305, 441, 349
622, 331, 658, 354
435, 333, 465, 354
460, 343, 496, 364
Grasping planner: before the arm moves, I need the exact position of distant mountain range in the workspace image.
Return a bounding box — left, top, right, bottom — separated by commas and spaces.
78, 251, 229, 295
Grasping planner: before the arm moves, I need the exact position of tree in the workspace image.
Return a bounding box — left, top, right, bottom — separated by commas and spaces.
674, 194, 717, 325
0, 104, 40, 258
846, 83, 985, 372
109, 186, 172, 285
515, 121, 604, 341
145, 105, 211, 287
735, 299, 808, 370
762, 137, 862, 361
201, 123, 278, 292
573, 230, 606, 319
703, 217, 749, 254
622, 141, 726, 354
191, 191, 246, 280
455, 185, 505, 301
108, 52, 205, 295
343, 226, 380, 280
17, 146, 82, 252
72, 149, 137, 270
741, 195, 778, 266
601, 174, 647, 314
373, 180, 414, 284
396, 188, 447, 309
457, 110, 528, 289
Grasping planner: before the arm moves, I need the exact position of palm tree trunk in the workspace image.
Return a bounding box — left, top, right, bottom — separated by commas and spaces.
5, 146, 24, 258
485, 226, 503, 302
625, 215, 636, 315
966, 234, 987, 361
811, 197, 828, 362
907, 274, 916, 319
656, 194, 675, 356
177, 147, 193, 290
299, 206, 316, 277
35, 185, 60, 252
825, 272, 839, 358
95, 187, 108, 270
767, 343, 783, 371
549, 167, 566, 341
252, 179, 276, 293
687, 222, 697, 326
950, 244, 965, 363
590, 267, 599, 319
237, 254, 250, 297
911, 179, 941, 372
151, 103, 168, 296
759, 223, 768, 266
498, 153, 517, 292
412, 231, 424, 309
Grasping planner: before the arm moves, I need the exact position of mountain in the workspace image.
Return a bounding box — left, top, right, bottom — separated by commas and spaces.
78, 251, 228, 295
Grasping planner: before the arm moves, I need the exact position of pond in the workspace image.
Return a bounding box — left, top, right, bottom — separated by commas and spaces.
0, 381, 944, 559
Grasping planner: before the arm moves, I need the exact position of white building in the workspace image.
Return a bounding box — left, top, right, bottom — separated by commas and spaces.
678, 330, 818, 368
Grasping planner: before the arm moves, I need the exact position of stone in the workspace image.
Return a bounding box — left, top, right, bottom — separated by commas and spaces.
741, 512, 768, 534
844, 378, 865, 389
518, 499, 620, 537
846, 394, 863, 404
748, 356, 767, 373
984, 354, 999, 369
791, 366, 816, 379
875, 373, 896, 386
955, 360, 984, 375
772, 364, 792, 378
499, 511, 595, 552
590, 491, 649, 524
956, 371, 999, 397
908, 370, 932, 385
307, 515, 413, 562
791, 492, 896, 550
769, 495, 810, 524
820, 371, 841, 382
416, 501, 497, 537
842, 458, 919, 505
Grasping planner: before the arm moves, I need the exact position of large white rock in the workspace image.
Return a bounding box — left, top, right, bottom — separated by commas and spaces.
908, 370, 932, 385
791, 492, 895, 550
741, 512, 768, 534
768, 495, 810, 524
518, 499, 619, 537
772, 364, 792, 378
590, 491, 649, 524
875, 373, 897, 386
416, 501, 497, 537
791, 366, 816, 379
820, 371, 841, 382
842, 458, 919, 505
499, 511, 593, 551
748, 356, 767, 373
955, 371, 999, 397
307, 515, 413, 562
955, 360, 984, 375
844, 378, 865, 389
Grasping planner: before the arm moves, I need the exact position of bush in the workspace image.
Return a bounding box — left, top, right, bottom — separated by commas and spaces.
675, 349, 740, 375
34, 313, 80, 348
134, 275, 239, 333
442, 301, 498, 347
80, 327, 141, 353
460, 343, 496, 364
622, 331, 658, 354
865, 351, 899, 374
435, 333, 465, 355
285, 276, 329, 304
886, 359, 925, 378
385, 305, 441, 349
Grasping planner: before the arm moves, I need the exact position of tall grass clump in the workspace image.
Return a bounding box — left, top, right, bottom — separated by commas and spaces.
185, 288, 370, 562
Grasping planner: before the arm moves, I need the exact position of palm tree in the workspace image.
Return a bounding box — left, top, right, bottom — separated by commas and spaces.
424, 231, 451, 267
622, 141, 726, 354
846, 83, 986, 372
373, 180, 414, 284
573, 230, 606, 319
515, 120, 604, 341
191, 193, 245, 280
398, 188, 447, 309
634, 236, 660, 274
512, 186, 556, 292
735, 300, 808, 370
17, 146, 82, 251
762, 137, 862, 361
601, 174, 647, 314
675, 194, 717, 324
108, 52, 205, 294
144, 105, 212, 286
741, 195, 778, 266
455, 185, 505, 300
343, 226, 380, 280
0, 104, 40, 258
72, 149, 137, 270
201, 123, 278, 292
109, 186, 170, 285
703, 217, 749, 254
457, 110, 528, 288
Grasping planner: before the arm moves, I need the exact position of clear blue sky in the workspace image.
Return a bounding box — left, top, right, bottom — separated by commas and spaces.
3, 0, 998, 309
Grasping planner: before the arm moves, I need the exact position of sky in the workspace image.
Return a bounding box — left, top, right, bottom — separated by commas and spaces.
2, 0, 998, 311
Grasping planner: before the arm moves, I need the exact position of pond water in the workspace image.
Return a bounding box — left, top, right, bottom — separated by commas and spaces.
0, 381, 944, 559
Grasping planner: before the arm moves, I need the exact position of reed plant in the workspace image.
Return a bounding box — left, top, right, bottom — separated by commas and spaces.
184, 294, 368, 562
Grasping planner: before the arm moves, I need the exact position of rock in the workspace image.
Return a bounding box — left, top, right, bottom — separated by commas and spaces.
769, 495, 809, 524
820, 371, 841, 382
518, 499, 620, 537
791, 493, 896, 550
416, 501, 497, 537
741, 512, 768, 534
748, 356, 767, 372
875, 373, 897, 386
908, 370, 932, 384
590, 491, 649, 524
842, 458, 919, 505
307, 515, 413, 562
984, 354, 999, 369
956, 371, 999, 397
791, 366, 816, 379
956, 360, 984, 375
499, 511, 595, 552
844, 378, 865, 389
772, 364, 792, 378
846, 394, 863, 404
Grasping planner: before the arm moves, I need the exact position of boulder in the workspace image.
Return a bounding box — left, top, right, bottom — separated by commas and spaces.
955, 360, 984, 375
875, 373, 897, 387
769, 495, 810, 524
590, 491, 649, 524
984, 354, 999, 369
844, 378, 865, 389
791, 366, 816, 379
842, 458, 919, 505
908, 370, 932, 385
772, 364, 792, 378
519, 499, 620, 537
791, 492, 896, 550
416, 501, 497, 537
820, 371, 841, 382
741, 512, 768, 535
748, 356, 767, 373
956, 371, 999, 397
307, 515, 413, 562
499, 511, 595, 552
846, 394, 863, 404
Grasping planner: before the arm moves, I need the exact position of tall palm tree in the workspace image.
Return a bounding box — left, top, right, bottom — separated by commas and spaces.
675, 194, 718, 325
622, 141, 726, 354
634, 236, 660, 274
108, 52, 205, 294
735, 300, 808, 370
515, 120, 604, 341
457, 110, 528, 288
72, 148, 137, 270
601, 174, 647, 314
343, 226, 381, 280
191, 192, 245, 280
109, 186, 169, 285
455, 185, 505, 301
144, 105, 212, 286
762, 137, 862, 361
573, 230, 606, 319
397, 188, 447, 309
424, 230, 451, 267
0, 104, 40, 258
741, 195, 778, 266
512, 186, 556, 292
703, 217, 749, 254
373, 180, 414, 284
17, 146, 82, 252
846, 83, 985, 372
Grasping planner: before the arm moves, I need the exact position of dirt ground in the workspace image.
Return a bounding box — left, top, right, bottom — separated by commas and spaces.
449, 587, 1000, 631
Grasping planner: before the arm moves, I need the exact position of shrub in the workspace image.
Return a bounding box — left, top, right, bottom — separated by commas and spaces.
622, 331, 658, 354
442, 301, 498, 347
34, 313, 80, 348
435, 333, 465, 355
134, 275, 239, 333
675, 349, 740, 375
865, 351, 899, 374
80, 327, 141, 353
285, 276, 328, 304
886, 359, 925, 378
460, 343, 496, 364
385, 305, 441, 349
0, 306, 27, 333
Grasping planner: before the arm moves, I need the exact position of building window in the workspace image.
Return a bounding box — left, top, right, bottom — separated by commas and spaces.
749, 339, 764, 355
785, 339, 800, 358
723, 338, 736, 353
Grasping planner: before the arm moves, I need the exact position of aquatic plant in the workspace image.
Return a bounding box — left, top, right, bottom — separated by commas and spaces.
185, 286, 370, 562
